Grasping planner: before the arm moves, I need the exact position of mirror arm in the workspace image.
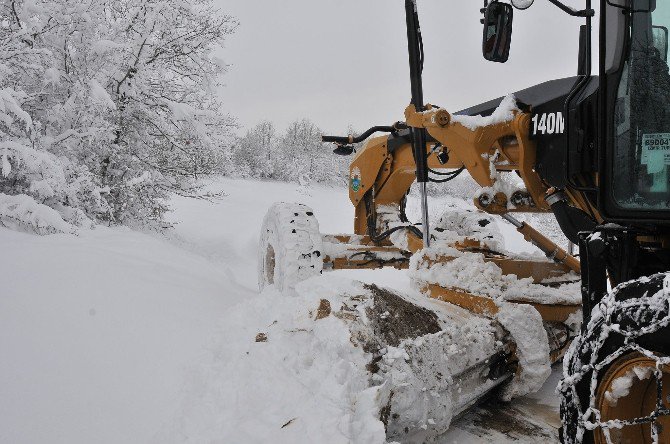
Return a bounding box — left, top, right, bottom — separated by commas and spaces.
547, 0, 595, 17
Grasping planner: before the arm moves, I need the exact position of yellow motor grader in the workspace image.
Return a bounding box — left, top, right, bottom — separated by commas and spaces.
259, 0, 670, 442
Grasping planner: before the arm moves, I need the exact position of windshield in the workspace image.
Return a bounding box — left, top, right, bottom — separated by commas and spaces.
612, 1, 670, 209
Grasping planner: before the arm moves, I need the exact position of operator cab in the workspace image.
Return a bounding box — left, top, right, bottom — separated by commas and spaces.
606, 0, 670, 215
483, 0, 670, 228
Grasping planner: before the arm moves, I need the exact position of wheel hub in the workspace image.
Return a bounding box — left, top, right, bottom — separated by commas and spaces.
595, 353, 670, 444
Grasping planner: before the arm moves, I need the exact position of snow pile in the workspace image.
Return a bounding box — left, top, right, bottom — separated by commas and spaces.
159, 275, 509, 443
432, 206, 504, 252
452, 94, 520, 131
0, 223, 239, 444
157, 276, 386, 443
496, 302, 551, 401
0, 193, 77, 235
410, 246, 581, 305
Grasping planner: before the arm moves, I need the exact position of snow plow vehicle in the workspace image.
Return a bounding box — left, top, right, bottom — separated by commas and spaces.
259, 0, 670, 442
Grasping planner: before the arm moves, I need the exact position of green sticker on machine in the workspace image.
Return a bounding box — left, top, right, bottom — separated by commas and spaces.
350, 167, 362, 193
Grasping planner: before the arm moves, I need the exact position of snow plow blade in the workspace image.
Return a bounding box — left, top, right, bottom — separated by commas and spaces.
336, 283, 568, 441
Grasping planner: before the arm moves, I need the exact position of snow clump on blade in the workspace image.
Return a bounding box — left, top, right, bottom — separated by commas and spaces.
496, 302, 551, 400
410, 247, 581, 305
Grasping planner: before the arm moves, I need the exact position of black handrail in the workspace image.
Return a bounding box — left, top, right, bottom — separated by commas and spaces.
564, 0, 597, 193
322, 124, 405, 145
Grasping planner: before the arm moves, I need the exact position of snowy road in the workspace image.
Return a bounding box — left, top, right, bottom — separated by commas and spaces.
1, 177, 564, 443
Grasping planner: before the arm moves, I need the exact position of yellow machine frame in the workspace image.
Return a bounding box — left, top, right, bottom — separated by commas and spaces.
323, 103, 588, 331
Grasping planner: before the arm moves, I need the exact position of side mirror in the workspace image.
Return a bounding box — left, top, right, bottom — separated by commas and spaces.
482, 2, 514, 63
653, 25, 669, 62
511, 0, 534, 9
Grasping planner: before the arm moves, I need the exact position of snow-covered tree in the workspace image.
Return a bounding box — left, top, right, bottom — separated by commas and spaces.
231, 118, 350, 186
0, 1, 104, 233
279, 119, 322, 183
0, 0, 237, 232
231, 121, 279, 179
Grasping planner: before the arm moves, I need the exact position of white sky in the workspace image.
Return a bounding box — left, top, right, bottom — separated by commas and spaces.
214, 0, 595, 135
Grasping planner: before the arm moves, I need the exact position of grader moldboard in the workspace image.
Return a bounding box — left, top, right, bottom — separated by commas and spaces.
259, 1, 670, 442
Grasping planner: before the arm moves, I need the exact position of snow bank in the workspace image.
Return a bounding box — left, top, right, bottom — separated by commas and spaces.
157, 276, 385, 443
158, 275, 509, 443
0, 224, 238, 444
0, 193, 76, 235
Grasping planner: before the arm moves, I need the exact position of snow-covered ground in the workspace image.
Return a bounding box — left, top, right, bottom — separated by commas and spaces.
0, 177, 566, 443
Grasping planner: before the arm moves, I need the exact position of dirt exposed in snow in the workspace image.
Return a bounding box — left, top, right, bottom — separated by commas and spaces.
448, 368, 564, 443
364, 284, 441, 347
315, 298, 332, 320
465, 399, 559, 441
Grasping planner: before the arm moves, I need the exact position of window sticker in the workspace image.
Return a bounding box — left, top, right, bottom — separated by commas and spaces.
641, 133, 670, 174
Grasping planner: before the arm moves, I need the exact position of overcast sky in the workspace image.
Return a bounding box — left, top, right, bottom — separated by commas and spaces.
214, 0, 595, 135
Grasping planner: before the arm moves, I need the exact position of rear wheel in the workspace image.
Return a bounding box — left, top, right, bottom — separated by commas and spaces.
258, 203, 323, 292
559, 273, 670, 444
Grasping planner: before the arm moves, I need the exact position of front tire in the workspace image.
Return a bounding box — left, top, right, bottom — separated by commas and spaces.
258, 203, 323, 292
